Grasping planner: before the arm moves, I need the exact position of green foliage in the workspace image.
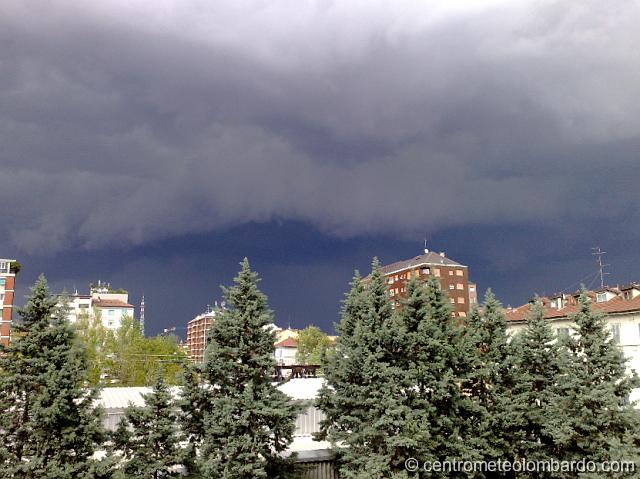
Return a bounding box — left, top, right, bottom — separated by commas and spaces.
178, 364, 210, 476
462, 290, 515, 461
501, 300, 566, 473
295, 325, 332, 365
0, 276, 109, 478
74, 315, 187, 386
319, 260, 485, 478
199, 258, 301, 478
551, 292, 640, 476
112, 373, 184, 479
9, 260, 21, 275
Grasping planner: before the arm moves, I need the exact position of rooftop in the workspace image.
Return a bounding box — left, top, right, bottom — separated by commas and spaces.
505, 284, 640, 322
380, 250, 465, 275
92, 298, 134, 308
275, 337, 299, 348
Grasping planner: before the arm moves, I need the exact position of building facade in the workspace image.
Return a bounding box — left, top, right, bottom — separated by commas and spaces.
379, 250, 474, 317
185, 309, 218, 363
0, 259, 17, 346
505, 283, 640, 404
275, 337, 299, 365
64, 281, 135, 330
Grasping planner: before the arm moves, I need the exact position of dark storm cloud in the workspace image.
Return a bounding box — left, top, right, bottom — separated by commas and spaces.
1, 0, 640, 254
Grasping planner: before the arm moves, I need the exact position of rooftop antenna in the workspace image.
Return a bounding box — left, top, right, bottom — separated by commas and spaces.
592, 247, 610, 289
139, 295, 145, 336
424, 234, 429, 254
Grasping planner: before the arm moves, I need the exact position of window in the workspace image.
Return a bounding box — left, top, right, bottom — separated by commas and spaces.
458, 297, 465, 304
610, 324, 621, 344
459, 311, 467, 317
421, 267, 430, 275
395, 275, 399, 282
79, 304, 89, 309
0, 278, 5, 286
0, 293, 4, 303
449, 284, 455, 290
557, 327, 569, 339
449, 270, 454, 276
596, 292, 607, 303
456, 270, 463, 276
108, 309, 115, 316
388, 277, 394, 285
457, 283, 464, 290
450, 298, 455, 304
434, 269, 440, 277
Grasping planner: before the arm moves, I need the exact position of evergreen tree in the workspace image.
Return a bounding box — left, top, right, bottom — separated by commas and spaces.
199, 258, 301, 478
501, 300, 565, 476
0, 276, 108, 478
463, 290, 515, 462
112, 373, 184, 479
399, 276, 486, 477
178, 363, 209, 476
552, 292, 640, 476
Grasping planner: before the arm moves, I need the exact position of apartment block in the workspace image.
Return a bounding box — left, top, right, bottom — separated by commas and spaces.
505, 282, 640, 405
64, 281, 135, 330
379, 249, 474, 317
185, 308, 217, 363
0, 259, 17, 346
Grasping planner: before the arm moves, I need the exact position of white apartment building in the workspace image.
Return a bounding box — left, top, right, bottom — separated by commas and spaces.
505, 283, 640, 404
64, 281, 135, 330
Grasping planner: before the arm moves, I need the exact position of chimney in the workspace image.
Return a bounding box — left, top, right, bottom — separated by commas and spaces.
439, 252, 445, 257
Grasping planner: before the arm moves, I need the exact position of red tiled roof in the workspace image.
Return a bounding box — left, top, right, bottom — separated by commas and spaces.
274, 337, 298, 348
505, 294, 640, 323
93, 299, 134, 308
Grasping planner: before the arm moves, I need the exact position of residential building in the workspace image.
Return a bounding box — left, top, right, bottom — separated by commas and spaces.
379, 249, 474, 317
0, 259, 17, 346
64, 281, 135, 330
185, 307, 218, 363
275, 337, 299, 365
504, 282, 640, 405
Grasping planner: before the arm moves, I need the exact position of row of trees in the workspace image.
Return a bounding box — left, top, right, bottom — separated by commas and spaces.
0, 260, 302, 478
317, 260, 640, 478
2, 258, 640, 477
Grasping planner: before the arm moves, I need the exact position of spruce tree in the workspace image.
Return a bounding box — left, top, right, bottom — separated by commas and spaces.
198, 258, 300, 478
0, 276, 108, 479
552, 292, 640, 476
501, 300, 565, 474
178, 363, 209, 476
463, 290, 515, 462
399, 276, 486, 477
318, 261, 434, 478
112, 373, 184, 479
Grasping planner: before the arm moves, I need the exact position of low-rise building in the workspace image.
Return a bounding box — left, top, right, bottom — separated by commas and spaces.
64, 281, 135, 330
505, 283, 640, 404
275, 337, 299, 365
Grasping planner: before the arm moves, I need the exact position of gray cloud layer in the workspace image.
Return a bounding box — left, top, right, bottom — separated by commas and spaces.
1, 0, 639, 253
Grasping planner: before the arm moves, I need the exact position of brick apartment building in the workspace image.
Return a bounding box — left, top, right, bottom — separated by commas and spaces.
185, 308, 218, 363
0, 259, 17, 346
379, 249, 476, 317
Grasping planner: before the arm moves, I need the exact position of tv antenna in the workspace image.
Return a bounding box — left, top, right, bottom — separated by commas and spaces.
591, 247, 610, 289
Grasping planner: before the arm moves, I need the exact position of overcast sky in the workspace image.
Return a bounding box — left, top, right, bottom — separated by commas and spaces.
2, 0, 639, 335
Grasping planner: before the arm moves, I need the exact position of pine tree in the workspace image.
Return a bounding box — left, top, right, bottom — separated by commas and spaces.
112, 373, 184, 479
198, 258, 301, 478
552, 292, 640, 476
0, 276, 108, 479
501, 300, 565, 473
